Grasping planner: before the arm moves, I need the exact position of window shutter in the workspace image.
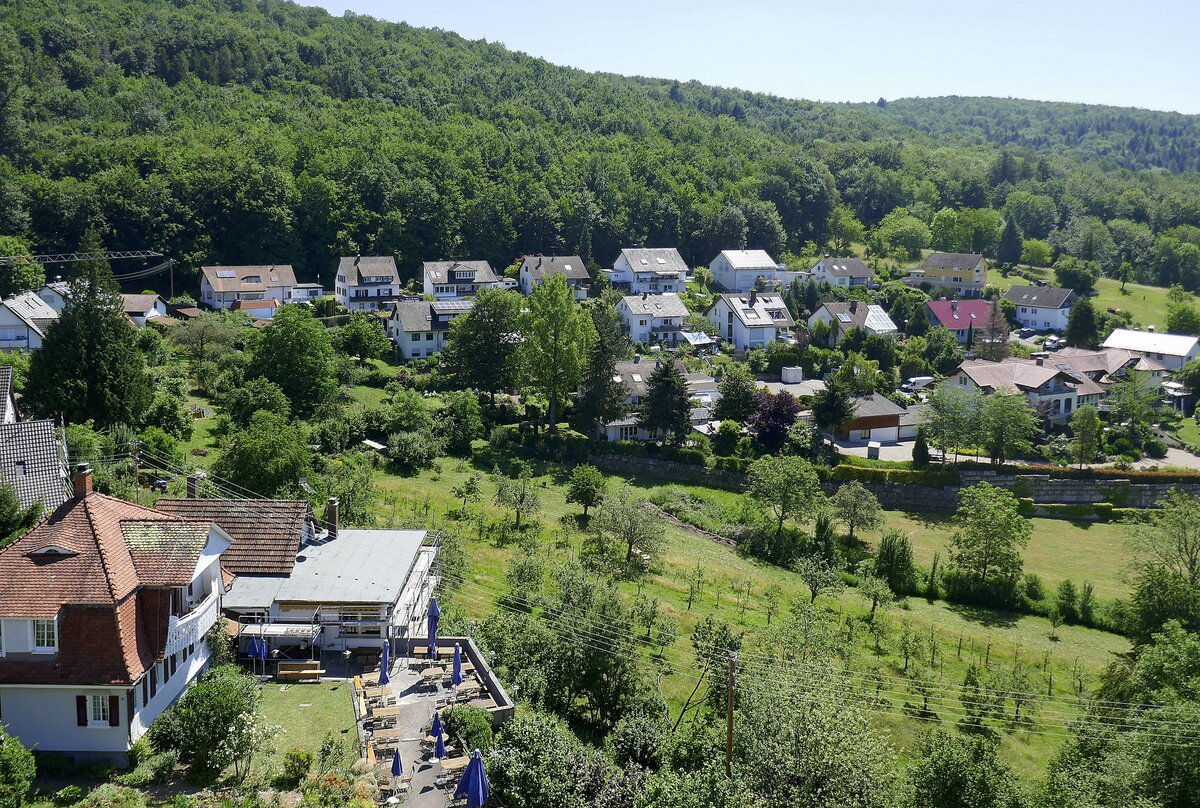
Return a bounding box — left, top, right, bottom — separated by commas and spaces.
109, 695, 120, 727
75, 695, 87, 726
126, 689, 135, 726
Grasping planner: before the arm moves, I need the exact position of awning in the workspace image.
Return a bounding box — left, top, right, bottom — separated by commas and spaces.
238, 623, 323, 640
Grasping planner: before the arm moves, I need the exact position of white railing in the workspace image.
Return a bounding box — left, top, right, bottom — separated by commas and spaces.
166, 593, 219, 656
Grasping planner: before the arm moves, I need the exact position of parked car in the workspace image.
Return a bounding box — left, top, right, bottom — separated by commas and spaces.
901, 376, 936, 393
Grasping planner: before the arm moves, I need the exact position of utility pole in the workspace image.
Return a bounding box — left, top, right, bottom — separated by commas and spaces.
725, 651, 737, 778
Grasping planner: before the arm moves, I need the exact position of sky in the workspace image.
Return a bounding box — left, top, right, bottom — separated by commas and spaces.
307, 0, 1200, 114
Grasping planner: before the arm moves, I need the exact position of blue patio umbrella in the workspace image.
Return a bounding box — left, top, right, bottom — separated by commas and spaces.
434, 732, 446, 761
431, 710, 444, 739
379, 640, 391, 686
391, 749, 402, 779
453, 750, 490, 808
452, 643, 463, 687
427, 597, 441, 659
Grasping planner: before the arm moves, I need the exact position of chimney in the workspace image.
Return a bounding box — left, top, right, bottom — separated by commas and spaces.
748, 289, 757, 306
850, 301, 858, 314
642, 292, 648, 299
186, 471, 206, 499
951, 300, 958, 312
633, 355, 642, 364
324, 497, 339, 539
1036, 357, 1044, 366
354, 254, 361, 267
73, 463, 93, 499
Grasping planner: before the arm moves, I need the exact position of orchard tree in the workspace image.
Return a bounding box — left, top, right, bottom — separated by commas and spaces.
451, 473, 483, 514
980, 393, 1040, 464
591, 484, 664, 567
219, 377, 290, 426
1128, 489, 1200, 586
794, 556, 842, 604
170, 311, 245, 362
949, 483, 1030, 593
522, 274, 595, 432
1070, 404, 1102, 467
566, 464, 607, 517
831, 481, 884, 542
906, 730, 1023, 808
746, 455, 824, 541
875, 529, 918, 595
211, 411, 313, 497
494, 466, 541, 530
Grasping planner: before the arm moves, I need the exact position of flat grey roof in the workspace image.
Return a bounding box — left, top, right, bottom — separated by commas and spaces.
223, 575, 285, 610
276, 529, 428, 604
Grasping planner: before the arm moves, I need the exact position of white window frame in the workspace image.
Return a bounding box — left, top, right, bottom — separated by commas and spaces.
33, 618, 57, 653
88, 694, 110, 727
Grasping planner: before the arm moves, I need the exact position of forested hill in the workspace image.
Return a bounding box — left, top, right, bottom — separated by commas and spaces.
1, 0, 1199, 286
868, 96, 1200, 174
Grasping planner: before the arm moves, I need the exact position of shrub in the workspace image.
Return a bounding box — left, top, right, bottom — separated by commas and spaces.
830, 464, 958, 488
1143, 437, 1168, 458
386, 429, 444, 473
1022, 573, 1045, 601
713, 456, 750, 473
145, 706, 185, 755
33, 753, 75, 779
74, 784, 149, 808
442, 705, 494, 753
0, 729, 35, 808
660, 446, 711, 467
53, 785, 84, 806
115, 750, 179, 787
163, 665, 261, 782
590, 440, 647, 458
276, 747, 313, 790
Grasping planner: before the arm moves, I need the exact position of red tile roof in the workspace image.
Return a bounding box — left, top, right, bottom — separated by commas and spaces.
0, 493, 213, 685
153, 498, 311, 576
924, 299, 992, 329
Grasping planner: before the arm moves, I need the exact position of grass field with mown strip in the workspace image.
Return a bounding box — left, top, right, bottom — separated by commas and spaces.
259, 680, 357, 765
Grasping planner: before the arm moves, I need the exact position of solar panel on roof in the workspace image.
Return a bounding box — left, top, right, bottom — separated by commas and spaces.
432, 301, 473, 313
837, 313, 851, 323
216, 270, 236, 278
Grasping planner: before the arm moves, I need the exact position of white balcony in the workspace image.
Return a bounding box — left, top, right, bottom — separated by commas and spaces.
166, 593, 219, 656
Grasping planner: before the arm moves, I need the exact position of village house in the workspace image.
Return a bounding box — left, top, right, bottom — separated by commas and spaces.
0, 292, 58, 351
601, 359, 719, 441
617, 293, 689, 346
36, 281, 71, 313
924, 298, 993, 343
1003, 285, 1076, 331
200, 265, 307, 311
518, 255, 590, 299
422, 260, 503, 300
808, 256, 873, 288
160, 486, 438, 657
807, 301, 898, 345
838, 393, 907, 443
0, 418, 70, 514
704, 290, 795, 351
945, 357, 1105, 423
709, 249, 793, 292
1102, 329, 1200, 371
335, 255, 402, 311
232, 298, 282, 321
0, 366, 17, 424
387, 299, 475, 360
1054, 346, 1169, 389
605, 248, 688, 294
0, 465, 232, 765
908, 253, 988, 298
120, 294, 169, 328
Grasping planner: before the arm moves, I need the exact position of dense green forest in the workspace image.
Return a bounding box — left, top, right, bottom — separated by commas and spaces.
2, 0, 1200, 291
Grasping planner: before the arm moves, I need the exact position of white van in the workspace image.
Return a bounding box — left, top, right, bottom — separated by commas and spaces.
901, 376, 935, 392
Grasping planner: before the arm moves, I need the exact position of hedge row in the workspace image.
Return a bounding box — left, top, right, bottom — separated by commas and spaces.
830, 464, 960, 488
1016, 499, 1146, 522
961, 461, 1200, 484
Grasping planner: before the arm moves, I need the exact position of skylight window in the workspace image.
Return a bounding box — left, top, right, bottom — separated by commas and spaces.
656, 257, 666, 265
216, 270, 236, 279
631, 374, 643, 383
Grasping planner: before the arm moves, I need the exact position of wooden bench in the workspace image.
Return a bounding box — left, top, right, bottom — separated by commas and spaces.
277, 662, 325, 683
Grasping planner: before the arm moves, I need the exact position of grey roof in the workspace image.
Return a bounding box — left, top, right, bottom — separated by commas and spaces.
391, 299, 474, 333
619, 248, 689, 276
201, 265, 297, 293
121, 294, 164, 315
520, 255, 589, 282
339, 256, 399, 286
922, 252, 985, 270
710, 292, 796, 329
621, 293, 689, 318
274, 529, 428, 604
899, 405, 928, 427
850, 393, 907, 419
222, 574, 285, 610
0, 367, 11, 410
423, 260, 499, 286
1003, 285, 1076, 309
0, 419, 69, 515
2, 292, 58, 337
814, 257, 872, 278
715, 250, 779, 270
816, 302, 897, 334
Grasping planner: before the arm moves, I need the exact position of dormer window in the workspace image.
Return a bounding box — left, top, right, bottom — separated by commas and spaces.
242, 275, 261, 285
28, 545, 77, 559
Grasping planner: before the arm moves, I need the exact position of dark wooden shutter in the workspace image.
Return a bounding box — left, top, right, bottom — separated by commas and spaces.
150, 667, 157, 698
108, 695, 120, 727
75, 695, 87, 726
126, 689, 135, 726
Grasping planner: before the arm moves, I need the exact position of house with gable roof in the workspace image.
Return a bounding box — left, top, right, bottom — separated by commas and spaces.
704, 290, 795, 351
606, 248, 688, 294
709, 250, 795, 292
924, 298, 993, 343
387, 299, 476, 360
200, 265, 300, 311
1003, 285, 1077, 331
518, 255, 590, 298
907, 253, 988, 298
0, 292, 58, 351
617, 293, 689, 345
808, 256, 873, 288
0, 419, 70, 515
336, 255, 402, 311
0, 465, 232, 764
1102, 328, 1200, 371
807, 301, 898, 345
422, 260, 503, 300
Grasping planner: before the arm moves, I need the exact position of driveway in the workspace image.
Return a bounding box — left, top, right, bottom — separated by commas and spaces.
832, 437, 917, 462
1132, 447, 1200, 471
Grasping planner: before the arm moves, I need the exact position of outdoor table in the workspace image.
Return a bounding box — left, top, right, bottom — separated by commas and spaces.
421, 667, 446, 682
440, 756, 470, 772
363, 685, 387, 698
369, 728, 405, 741
468, 697, 497, 710
370, 704, 403, 719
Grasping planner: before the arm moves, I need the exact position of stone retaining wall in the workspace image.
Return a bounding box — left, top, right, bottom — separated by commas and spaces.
590, 454, 746, 490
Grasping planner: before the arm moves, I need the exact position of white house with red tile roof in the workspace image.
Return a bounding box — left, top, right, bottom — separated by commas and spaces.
0, 465, 231, 764
924, 298, 993, 343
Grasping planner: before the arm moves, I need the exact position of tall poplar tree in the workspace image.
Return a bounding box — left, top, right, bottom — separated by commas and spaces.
521, 274, 594, 432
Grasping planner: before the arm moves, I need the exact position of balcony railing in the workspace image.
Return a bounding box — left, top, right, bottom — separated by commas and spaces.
166, 592, 219, 656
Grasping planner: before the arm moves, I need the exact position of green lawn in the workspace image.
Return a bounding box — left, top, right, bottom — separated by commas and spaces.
259, 680, 357, 764
372, 459, 1131, 780
989, 266, 1175, 330
1174, 417, 1200, 447
877, 511, 1131, 600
